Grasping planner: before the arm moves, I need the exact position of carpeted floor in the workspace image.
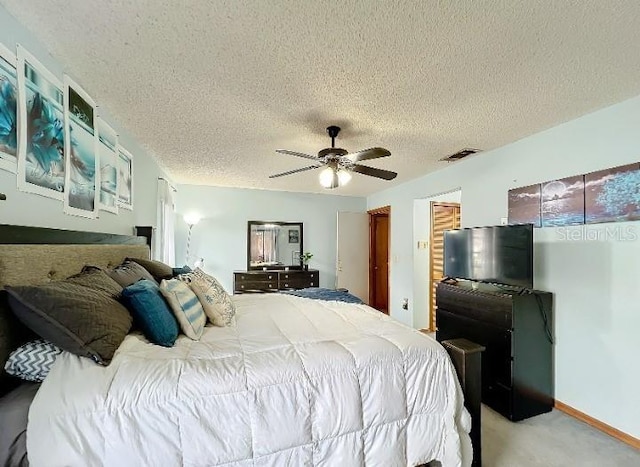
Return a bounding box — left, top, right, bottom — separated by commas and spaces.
482, 405, 640, 466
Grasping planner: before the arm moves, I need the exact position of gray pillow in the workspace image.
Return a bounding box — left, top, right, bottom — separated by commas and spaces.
5, 269, 132, 365
126, 257, 173, 282
107, 260, 158, 288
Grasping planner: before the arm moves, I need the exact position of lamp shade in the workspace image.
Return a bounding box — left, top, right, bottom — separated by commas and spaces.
183, 213, 201, 226
337, 169, 352, 186
319, 167, 336, 188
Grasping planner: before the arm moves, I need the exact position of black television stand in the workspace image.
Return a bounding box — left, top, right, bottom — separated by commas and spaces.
436, 280, 554, 421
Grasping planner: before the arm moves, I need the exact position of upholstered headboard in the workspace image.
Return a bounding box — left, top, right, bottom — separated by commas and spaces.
0, 224, 149, 395
0, 244, 150, 287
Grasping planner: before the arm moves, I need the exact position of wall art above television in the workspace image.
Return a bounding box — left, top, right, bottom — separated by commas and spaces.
508, 161, 640, 228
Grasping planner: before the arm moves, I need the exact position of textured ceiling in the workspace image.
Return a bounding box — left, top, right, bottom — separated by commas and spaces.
3, 1, 640, 196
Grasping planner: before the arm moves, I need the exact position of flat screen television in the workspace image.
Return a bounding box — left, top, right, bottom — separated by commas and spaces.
443, 224, 533, 288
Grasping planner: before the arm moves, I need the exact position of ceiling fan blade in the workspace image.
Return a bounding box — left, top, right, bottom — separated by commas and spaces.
351, 164, 398, 180
345, 147, 391, 163
269, 165, 322, 178
275, 149, 319, 161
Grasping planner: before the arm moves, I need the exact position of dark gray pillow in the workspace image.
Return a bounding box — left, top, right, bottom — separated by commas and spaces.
5, 270, 132, 365
107, 260, 157, 288
126, 257, 173, 282
72, 266, 124, 296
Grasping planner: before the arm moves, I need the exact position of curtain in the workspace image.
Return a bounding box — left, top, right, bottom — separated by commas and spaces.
156, 179, 176, 265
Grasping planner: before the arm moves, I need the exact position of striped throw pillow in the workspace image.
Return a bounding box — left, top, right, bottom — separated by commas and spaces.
4, 340, 63, 382
159, 279, 206, 340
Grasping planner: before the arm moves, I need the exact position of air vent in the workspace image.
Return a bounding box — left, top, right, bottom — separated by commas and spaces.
439, 148, 482, 162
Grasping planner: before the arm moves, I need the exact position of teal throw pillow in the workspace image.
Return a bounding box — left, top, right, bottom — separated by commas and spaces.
121, 280, 179, 347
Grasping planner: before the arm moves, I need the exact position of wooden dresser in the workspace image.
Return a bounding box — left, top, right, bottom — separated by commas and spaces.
233, 269, 319, 294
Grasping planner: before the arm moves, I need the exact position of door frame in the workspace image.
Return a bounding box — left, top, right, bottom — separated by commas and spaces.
368, 205, 391, 313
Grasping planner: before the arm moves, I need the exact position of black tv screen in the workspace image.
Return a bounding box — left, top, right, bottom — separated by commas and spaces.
443, 224, 533, 288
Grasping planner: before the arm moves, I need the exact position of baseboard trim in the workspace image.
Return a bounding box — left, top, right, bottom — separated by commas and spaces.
554, 400, 640, 450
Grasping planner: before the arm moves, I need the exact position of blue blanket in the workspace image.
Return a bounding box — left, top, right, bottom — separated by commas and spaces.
281, 287, 363, 304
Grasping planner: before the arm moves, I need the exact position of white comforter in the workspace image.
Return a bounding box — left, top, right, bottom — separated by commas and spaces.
28, 294, 471, 467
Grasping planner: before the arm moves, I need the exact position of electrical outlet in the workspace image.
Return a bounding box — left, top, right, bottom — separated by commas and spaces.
500, 217, 508, 225
402, 298, 409, 310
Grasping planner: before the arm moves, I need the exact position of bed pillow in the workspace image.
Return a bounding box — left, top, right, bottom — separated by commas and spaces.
71, 266, 124, 296
121, 280, 179, 347
4, 340, 63, 383
159, 279, 206, 340
181, 268, 235, 327
107, 260, 157, 288
126, 257, 174, 282
5, 270, 132, 365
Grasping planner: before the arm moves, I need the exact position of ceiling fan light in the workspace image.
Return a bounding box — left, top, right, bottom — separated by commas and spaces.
337, 169, 352, 186
319, 167, 335, 188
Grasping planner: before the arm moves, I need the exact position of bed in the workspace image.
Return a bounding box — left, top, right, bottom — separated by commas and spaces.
0, 225, 476, 467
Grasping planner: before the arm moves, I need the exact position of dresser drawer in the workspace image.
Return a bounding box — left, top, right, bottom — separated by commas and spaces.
235, 272, 277, 282
279, 271, 317, 289
236, 280, 278, 291
279, 278, 317, 289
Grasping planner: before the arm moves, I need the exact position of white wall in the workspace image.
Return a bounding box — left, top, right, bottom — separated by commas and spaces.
413, 190, 461, 329
368, 94, 640, 438
174, 185, 366, 292
0, 5, 168, 234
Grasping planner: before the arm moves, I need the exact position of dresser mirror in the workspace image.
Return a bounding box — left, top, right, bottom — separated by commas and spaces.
247, 221, 304, 270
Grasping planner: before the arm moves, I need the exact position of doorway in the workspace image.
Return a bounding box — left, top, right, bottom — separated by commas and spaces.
429, 202, 460, 330
336, 211, 369, 303
368, 206, 390, 314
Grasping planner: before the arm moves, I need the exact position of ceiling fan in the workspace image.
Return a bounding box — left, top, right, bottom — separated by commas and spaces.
269, 126, 397, 189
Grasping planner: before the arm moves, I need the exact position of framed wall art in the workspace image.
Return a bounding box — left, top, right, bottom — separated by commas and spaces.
117, 146, 133, 210
508, 183, 541, 227
63, 75, 98, 218
0, 42, 18, 173
541, 175, 585, 227
585, 163, 640, 224
97, 117, 118, 214
16, 45, 66, 200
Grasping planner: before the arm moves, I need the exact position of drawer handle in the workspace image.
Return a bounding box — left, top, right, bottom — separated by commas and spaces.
310, 282, 314, 286
284, 274, 289, 278
268, 275, 273, 279
241, 285, 245, 288
284, 283, 289, 287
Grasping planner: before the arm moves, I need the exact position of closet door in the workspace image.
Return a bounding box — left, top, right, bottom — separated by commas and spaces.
429, 202, 460, 330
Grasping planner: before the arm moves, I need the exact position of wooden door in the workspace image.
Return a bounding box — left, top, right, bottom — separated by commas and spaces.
369, 206, 390, 313
429, 202, 460, 330
336, 212, 369, 303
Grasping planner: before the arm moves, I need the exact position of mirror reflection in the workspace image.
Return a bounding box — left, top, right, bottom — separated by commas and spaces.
248, 221, 303, 269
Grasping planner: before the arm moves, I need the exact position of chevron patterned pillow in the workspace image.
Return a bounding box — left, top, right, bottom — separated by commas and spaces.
4, 340, 63, 382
